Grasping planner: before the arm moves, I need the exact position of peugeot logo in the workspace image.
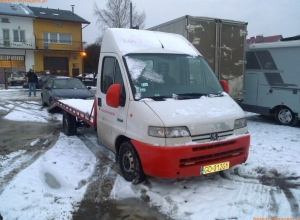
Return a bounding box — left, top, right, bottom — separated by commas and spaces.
210, 133, 218, 141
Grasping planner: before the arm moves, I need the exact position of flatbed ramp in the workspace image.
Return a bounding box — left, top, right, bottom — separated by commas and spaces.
48, 99, 97, 128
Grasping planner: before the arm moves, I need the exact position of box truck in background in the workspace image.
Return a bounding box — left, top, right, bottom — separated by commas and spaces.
238, 39, 300, 126
148, 15, 248, 101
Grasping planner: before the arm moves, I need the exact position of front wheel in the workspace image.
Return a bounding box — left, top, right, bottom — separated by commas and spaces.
119, 141, 146, 184
275, 107, 296, 126
63, 111, 77, 136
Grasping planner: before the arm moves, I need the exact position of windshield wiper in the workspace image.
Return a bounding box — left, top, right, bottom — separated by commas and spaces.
140, 95, 172, 101
176, 93, 206, 99
208, 92, 224, 97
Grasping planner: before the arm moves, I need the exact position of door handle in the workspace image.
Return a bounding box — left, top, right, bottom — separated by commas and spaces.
98, 97, 102, 107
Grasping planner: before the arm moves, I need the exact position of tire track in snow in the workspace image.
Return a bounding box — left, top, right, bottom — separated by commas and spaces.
0, 135, 58, 195
75, 130, 171, 220
220, 167, 300, 218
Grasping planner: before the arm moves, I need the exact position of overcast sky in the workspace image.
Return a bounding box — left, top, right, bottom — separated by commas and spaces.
25, 0, 300, 44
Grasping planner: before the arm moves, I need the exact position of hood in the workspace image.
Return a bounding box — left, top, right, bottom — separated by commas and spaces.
53, 89, 94, 99
144, 96, 245, 135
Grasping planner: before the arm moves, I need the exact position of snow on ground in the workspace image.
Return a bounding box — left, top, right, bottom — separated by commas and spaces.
0, 132, 96, 220
0, 88, 300, 220
110, 113, 300, 219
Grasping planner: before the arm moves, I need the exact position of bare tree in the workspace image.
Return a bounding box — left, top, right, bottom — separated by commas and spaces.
93, 0, 146, 33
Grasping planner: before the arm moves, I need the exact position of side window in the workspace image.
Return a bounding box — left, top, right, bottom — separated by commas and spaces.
101, 57, 115, 93
255, 50, 278, 70
114, 62, 126, 106
101, 57, 126, 106
245, 51, 261, 70
45, 78, 53, 88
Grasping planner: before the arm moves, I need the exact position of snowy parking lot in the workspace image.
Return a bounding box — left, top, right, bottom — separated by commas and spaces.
0, 87, 300, 220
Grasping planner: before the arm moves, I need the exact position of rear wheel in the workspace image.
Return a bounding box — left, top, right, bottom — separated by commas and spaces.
63, 111, 77, 136
119, 141, 146, 184
275, 107, 296, 126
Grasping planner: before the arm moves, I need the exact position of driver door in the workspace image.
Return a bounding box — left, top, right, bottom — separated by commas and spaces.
96, 55, 128, 152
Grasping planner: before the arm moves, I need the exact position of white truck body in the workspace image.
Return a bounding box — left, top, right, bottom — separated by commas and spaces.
48, 28, 250, 183
238, 40, 300, 126
93, 28, 250, 182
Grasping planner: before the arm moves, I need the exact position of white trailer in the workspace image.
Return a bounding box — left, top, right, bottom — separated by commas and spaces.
238, 39, 300, 126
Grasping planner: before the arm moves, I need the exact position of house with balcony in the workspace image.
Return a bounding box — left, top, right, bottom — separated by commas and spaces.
0, 3, 35, 83
0, 3, 90, 84
28, 5, 90, 77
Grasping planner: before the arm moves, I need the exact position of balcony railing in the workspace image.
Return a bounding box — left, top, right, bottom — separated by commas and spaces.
0, 38, 35, 49
0, 38, 83, 51
35, 38, 83, 51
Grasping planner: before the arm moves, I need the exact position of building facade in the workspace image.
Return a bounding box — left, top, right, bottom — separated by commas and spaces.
0, 3, 89, 85
0, 3, 35, 84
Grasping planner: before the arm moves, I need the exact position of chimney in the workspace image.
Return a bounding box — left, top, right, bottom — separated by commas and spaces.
256, 35, 264, 43
71, 5, 74, 14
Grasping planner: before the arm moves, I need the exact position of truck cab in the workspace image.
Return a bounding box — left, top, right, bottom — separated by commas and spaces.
96, 28, 250, 183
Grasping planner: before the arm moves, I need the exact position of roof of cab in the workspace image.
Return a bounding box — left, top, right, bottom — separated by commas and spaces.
101, 28, 201, 56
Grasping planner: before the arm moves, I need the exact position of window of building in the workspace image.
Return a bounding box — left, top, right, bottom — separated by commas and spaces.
0, 55, 25, 68
43, 32, 72, 44
13, 30, 25, 42
3, 29, 10, 46
54, 22, 61, 27
59, 34, 71, 44
50, 33, 58, 43
1, 18, 9, 23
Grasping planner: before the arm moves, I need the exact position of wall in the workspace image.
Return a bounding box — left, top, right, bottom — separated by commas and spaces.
0, 15, 35, 49
33, 19, 82, 51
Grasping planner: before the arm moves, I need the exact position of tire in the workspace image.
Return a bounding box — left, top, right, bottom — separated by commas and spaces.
49, 97, 54, 106
275, 107, 296, 126
41, 95, 47, 106
119, 141, 146, 184
63, 111, 77, 136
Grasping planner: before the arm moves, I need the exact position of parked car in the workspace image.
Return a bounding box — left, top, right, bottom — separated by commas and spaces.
23, 74, 69, 89
8, 72, 26, 86
76, 73, 97, 86
41, 77, 95, 106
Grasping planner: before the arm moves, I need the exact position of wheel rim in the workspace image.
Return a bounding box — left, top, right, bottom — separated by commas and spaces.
122, 150, 134, 174
278, 109, 292, 124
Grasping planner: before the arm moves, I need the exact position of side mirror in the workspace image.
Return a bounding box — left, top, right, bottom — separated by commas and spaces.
220, 80, 229, 94
45, 86, 52, 90
106, 84, 120, 108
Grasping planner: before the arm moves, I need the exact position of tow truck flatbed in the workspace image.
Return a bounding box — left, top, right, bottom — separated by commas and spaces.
48, 99, 97, 128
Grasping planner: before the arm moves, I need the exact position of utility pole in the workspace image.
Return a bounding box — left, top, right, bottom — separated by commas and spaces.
130, 2, 132, 29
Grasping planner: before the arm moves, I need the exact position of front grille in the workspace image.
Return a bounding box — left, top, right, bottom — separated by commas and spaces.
191, 130, 233, 143
192, 141, 235, 151
179, 147, 244, 167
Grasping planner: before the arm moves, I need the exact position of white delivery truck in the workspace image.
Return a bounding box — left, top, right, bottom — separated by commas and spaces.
49, 28, 250, 183
238, 39, 300, 126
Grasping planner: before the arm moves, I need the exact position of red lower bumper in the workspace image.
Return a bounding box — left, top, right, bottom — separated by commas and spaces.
131, 134, 250, 179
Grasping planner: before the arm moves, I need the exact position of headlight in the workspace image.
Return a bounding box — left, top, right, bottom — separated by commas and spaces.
234, 117, 247, 129
148, 126, 191, 138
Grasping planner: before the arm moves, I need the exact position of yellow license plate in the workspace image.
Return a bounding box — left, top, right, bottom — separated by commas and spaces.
201, 162, 230, 174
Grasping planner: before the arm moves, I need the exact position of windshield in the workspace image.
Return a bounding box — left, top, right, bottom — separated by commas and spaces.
124, 54, 223, 100
52, 79, 87, 89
